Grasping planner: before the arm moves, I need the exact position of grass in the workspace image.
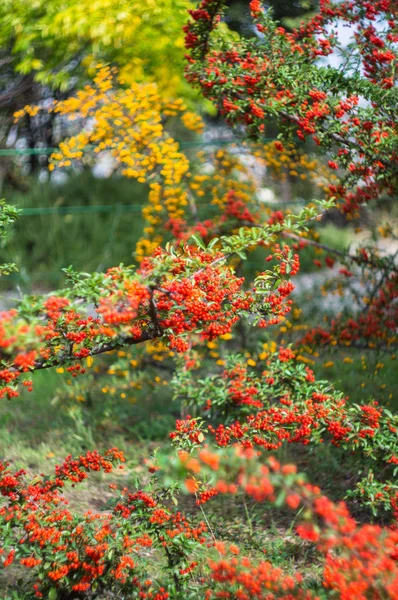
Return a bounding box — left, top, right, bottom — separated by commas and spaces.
0, 345, 395, 598
312, 348, 398, 410
1, 172, 147, 291
0, 368, 178, 469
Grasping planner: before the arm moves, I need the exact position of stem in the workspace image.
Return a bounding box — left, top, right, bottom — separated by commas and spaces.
149, 286, 163, 336
196, 492, 217, 542
243, 494, 254, 539
283, 231, 398, 274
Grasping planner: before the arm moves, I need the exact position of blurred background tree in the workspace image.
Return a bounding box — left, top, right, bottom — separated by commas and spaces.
0, 0, 194, 95
226, 0, 318, 35
0, 0, 196, 177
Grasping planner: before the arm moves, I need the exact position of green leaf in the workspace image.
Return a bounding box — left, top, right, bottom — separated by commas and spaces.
190, 234, 206, 250
208, 237, 219, 249
274, 490, 286, 508
48, 587, 57, 600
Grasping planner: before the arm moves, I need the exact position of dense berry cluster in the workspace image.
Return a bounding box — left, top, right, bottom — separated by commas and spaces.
184, 0, 398, 215
172, 349, 398, 514
0, 449, 207, 598
0, 213, 307, 399
171, 447, 398, 598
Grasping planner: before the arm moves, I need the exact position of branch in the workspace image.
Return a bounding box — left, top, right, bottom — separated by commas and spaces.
283, 232, 398, 274
10, 330, 157, 376
0, 76, 36, 109
149, 287, 163, 336
280, 110, 397, 171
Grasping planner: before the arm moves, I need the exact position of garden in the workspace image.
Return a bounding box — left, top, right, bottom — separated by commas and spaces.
0, 0, 397, 598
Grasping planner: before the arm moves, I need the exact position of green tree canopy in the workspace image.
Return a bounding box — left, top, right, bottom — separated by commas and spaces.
0, 0, 194, 103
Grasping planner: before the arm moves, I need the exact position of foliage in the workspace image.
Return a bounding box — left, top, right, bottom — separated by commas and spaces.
0, 0, 194, 99
172, 349, 398, 514
0, 1, 397, 598
185, 0, 398, 214
1, 444, 398, 598
14, 66, 337, 261
0, 196, 325, 399
0, 200, 19, 277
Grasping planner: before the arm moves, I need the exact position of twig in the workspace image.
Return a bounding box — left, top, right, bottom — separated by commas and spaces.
283, 231, 398, 274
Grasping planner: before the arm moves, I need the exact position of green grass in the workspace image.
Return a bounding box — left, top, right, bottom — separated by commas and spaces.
312, 349, 398, 410
1, 172, 147, 291
0, 368, 178, 466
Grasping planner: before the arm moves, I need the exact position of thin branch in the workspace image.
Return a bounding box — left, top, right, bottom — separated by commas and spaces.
280, 110, 397, 171
283, 231, 398, 274
0, 76, 36, 108
149, 287, 163, 336
9, 330, 156, 376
